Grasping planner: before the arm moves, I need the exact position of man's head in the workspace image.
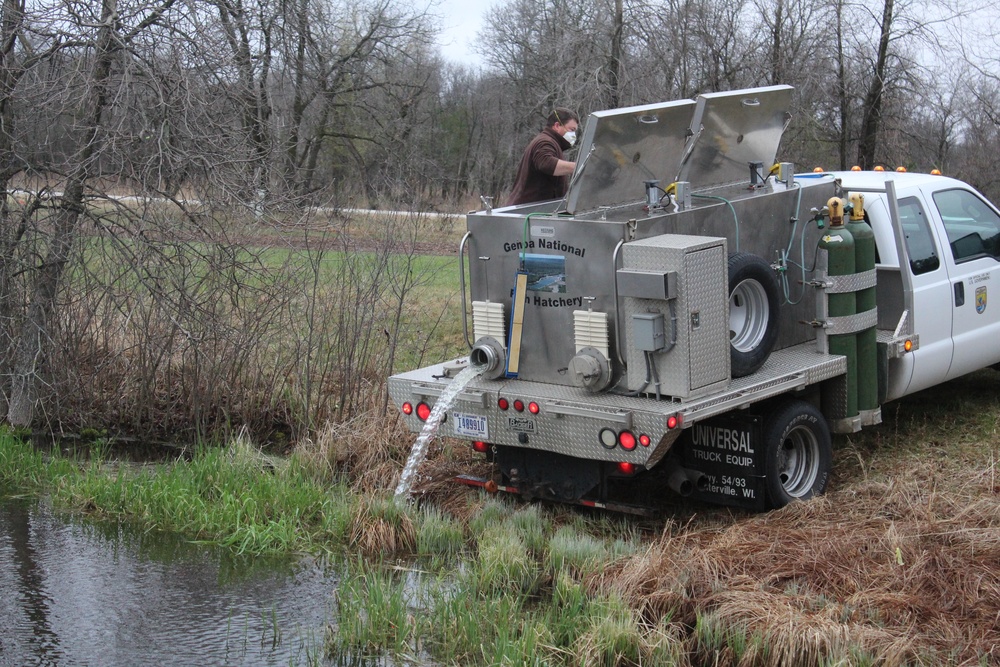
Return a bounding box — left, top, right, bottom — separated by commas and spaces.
547, 107, 579, 145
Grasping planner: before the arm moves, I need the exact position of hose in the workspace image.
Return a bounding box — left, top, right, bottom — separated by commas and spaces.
691, 193, 740, 252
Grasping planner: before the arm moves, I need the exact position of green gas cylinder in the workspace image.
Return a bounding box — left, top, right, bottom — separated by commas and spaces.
820, 197, 858, 419
846, 193, 877, 414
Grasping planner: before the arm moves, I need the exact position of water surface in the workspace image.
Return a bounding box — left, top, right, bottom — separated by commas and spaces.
0, 494, 338, 666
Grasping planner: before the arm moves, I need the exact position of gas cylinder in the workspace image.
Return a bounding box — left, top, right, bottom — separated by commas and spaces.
820, 197, 858, 419
846, 193, 878, 415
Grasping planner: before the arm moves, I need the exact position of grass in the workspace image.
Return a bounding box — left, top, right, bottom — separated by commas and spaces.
3, 367, 1000, 665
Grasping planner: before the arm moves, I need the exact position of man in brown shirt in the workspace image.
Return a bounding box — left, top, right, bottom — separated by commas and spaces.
507, 107, 579, 206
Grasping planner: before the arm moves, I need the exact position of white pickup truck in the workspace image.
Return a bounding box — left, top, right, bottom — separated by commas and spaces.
388, 85, 1000, 513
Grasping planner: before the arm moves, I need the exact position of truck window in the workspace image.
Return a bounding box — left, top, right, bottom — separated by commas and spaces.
897, 196, 939, 275
933, 188, 1000, 264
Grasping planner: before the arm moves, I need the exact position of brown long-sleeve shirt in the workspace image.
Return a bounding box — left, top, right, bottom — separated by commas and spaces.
507, 127, 572, 206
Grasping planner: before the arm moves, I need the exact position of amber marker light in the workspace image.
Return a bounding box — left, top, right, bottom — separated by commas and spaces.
904, 339, 913, 352
874, 165, 885, 171
896, 166, 907, 172
813, 167, 823, 173
851, 165, 861, 171
931, 169, 942, 175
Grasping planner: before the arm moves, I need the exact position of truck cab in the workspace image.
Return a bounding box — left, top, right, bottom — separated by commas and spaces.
830, 171, 1000, 400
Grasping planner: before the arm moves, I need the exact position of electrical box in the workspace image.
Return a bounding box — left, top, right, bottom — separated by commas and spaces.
633, 313, 666, 351
622, 234, 730, 398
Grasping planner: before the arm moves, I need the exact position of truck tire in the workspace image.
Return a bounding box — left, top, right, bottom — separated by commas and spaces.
728, 252, 780, 377
763, 400, 831, 508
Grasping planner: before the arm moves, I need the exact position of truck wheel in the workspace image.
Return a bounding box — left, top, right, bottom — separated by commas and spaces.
763, 400, 831, 508
728, 252, 780, 377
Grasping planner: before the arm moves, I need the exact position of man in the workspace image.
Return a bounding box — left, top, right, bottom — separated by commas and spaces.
507, 107, 579, 206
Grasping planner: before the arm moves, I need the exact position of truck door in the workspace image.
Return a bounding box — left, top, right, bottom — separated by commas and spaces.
881, 195, 953, 396
931, 187, 1000, 380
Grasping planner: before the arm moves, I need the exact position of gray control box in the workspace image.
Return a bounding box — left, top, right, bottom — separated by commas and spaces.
633, 313, 666, 351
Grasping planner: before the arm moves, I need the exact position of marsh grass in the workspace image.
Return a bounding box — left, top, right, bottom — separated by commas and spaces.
348, 496, 417, 557
1, 431, 355, 555
415, 505, 465, 557
332, 558, 416, 658
5, 365, 1000, 665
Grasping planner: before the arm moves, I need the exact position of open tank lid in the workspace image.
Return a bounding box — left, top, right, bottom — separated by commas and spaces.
679, 84, 793, 189
564, 99, 697, 215
563, 85, 794, 214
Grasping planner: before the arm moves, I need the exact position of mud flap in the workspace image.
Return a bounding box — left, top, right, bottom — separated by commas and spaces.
680, 412, 767, 510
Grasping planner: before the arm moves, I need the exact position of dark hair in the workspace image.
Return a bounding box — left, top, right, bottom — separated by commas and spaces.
547, 107, 579, 128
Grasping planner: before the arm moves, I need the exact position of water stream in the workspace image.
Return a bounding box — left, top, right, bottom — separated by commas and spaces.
0, 495, 338, 666
394, 363, 485, 499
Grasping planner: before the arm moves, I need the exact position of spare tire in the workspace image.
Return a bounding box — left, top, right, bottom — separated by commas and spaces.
728, 252, 780, 377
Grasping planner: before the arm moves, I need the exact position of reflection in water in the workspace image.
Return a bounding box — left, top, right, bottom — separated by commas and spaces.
0, 494, 338, 666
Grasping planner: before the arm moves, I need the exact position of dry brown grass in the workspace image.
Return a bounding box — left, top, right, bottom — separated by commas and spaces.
347, 497, 416, 557
589, 450, 1000, 665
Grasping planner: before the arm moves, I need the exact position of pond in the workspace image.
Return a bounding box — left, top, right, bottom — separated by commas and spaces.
0, 494, 341, 666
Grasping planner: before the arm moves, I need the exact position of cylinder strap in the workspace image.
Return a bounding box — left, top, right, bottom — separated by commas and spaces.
824, 308, 878, 335
823, 269, 877, 294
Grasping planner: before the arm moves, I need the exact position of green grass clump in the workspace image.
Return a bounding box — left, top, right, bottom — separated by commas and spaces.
415, 505, 465, 557
471, 522, 539, 596
333, 559, 414, 657
510, 503, 551, 555
546, 524, 608, 577
0, 431, 354, 556
467, 494, 515, 534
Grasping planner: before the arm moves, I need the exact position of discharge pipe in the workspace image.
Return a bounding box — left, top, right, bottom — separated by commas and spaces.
470, 336, 507, 380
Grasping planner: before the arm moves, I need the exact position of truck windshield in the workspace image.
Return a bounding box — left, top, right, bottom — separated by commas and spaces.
933, 188, 1000, 264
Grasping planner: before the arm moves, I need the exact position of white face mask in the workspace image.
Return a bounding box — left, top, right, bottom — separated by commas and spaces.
564, 130, 577, 147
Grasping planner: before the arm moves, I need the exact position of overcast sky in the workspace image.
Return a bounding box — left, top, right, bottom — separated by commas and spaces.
434, 0, 494, 64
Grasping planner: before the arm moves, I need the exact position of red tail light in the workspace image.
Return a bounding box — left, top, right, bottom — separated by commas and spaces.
472, 441, 489, 453
619, 430, 636, 450
513, 399, 524, 412
639, 434, 651, 447
402, 402, 413, 416
528, 401, 540, 414
667, 415, 679, 429
498, 397, 509, 410
416, 402, 432, 421
617, 462, 635, 475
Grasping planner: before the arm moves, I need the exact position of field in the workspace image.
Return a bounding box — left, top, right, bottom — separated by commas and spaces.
2, 204, 999, 665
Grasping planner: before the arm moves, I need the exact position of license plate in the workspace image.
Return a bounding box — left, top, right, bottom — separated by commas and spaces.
453, 412, 489, 438
507, 416, 535, 433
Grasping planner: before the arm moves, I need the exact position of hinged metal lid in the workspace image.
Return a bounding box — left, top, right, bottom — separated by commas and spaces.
564, 85, 794, 214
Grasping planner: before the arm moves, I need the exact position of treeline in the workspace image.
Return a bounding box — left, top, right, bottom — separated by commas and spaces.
0, 0, 998, 440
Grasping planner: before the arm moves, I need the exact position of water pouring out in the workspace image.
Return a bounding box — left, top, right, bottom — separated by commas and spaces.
394, 361, 486, 500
